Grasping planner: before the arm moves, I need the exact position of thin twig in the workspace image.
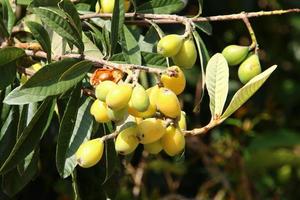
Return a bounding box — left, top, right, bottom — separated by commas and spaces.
241, 13, 258, 52
79, 9, 300, 24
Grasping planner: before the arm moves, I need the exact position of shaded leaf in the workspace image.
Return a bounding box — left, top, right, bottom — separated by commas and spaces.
206, 53, 229, 119
26, 21, 52, 62
2, 0, 16, 34
221, 65, 277, 120
121, 25, 141, 65
111, 0, 125, 54
194, 21, 212, 35
137, 0, 185, 14
0, 98, 55, 175
141, 51, 166, 67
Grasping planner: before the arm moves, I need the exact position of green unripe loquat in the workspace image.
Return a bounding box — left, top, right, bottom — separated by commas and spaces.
115, 125, 139, 155
222, 45, 249, 66
172, 38, 197, 69
106, 83, 133, 110
238, 54, 261, 84
157, 34, 184, 57
129, 84, 150, 112
95, 80, 117, 102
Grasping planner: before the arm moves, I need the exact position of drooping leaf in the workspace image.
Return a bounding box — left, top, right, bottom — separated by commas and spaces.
56, 97, 93, 178
0, 47, 25, 90
206, 53, 229, 119
110, 0, 125, 55
32, 7, 84, 53
121, 25, 141, 65
221, 65, 277, 120
194, 21, 213, 35
2, 0, 16, 34
2, 150, 38, 197
137, 0, 185, 14
25, 21, 52, 62
0, 98, 55, 175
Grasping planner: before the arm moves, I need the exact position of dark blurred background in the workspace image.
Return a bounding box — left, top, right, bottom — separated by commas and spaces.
2, 0, 300, 199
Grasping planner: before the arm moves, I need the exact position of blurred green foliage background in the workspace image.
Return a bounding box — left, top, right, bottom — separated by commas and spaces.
1, 0, 300, 199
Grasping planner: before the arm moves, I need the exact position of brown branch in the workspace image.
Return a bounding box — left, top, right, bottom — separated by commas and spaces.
79, 9, 300, 24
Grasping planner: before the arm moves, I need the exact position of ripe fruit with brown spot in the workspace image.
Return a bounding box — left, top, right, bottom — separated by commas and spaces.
156, 88, 181, 118
90, 99, 110, 123
238, 54, 261, 84
115, 125, 139, 155
161, 66, 186, 95
76, 138, 104, 168
157, 34, 184, 57
106, 83, 133, 110
137, 118, 166, 144
222, 45, 249, 66
161, 126, 185, 156
172, 38, 197, 69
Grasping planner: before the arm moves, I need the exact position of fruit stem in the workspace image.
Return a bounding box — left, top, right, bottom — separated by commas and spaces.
100, 131, 119, 141
183, 119, 221, 136
241, 12, 259, 54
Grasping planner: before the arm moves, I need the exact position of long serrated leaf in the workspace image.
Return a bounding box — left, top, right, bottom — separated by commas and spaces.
111, 0, 125, 55
0, 98, 55, 175
56, 84, 81, 177
2, 150, 38, 197
82, 32, 103, 59
121, 25, 141, 65
2, 0, 16, 34
137, 0, 185, 14
206, 53, 229, 119
26, 21, 52, 62
33, 7, 84, 53
0, 47, 25, 90
59, 97, 93, 178
141, 51, 166, 67
221, 65, 277, 120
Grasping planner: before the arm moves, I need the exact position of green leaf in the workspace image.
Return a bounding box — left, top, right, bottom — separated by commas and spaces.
57, 97, 93, 178
58, 0, 82, 38
2, 0, 16, 34
121, 25, 141, 65
0, 47, 25, 90
0, 107, 18, 167
0, 19, 9, 38
206, 53, 229, 119
137, 0, 185, 14
111, 0, 125, 54
0, 98, 55, 175
56, 84, 81, 177
32, 7, 84, 53
0, 86, 12, 128
141, 51, 166, 67
194, 21, 212, 35
25, 21, 52, 62
16, 0, 33, 5
221, 65, 277, 120
30, 0, 60, 7
4, 59, 92, 105
2, 150, 38, 197
82, 32, 104, 59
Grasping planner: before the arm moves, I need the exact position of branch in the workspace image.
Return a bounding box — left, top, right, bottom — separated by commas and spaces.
241, 13, 258, 52
79, 9, 300, 24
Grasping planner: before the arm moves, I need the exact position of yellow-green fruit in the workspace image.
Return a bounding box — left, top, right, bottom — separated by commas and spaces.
222, 45, 249, 66
99, 0, 130, 13
161, 126, 185, 156
107, 107, 127, 121
106, 83, 133, 110
172, 38, 197, 69
137, 118, 166, 144
95, 80, 117, 102
76, 138, 104, 168
178, 111, 187, 130
90, 100, 110, 123
161, 66, 186, 95
144, 140, 163, 154
115, 125, 139, 155
129, 84, 150, 112
157, 34, 184, 57
156, 88, 181, 118
238, 54, 261, 84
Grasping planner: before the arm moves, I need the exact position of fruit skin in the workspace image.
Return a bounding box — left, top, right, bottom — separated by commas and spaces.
129, 84, 150, 112
95, 80, 117, 101
222, 45, 249, 66
76, 138, 104, 168
157, 34, 184, 57
178, 111, 187, 130
107, 107, 127, 121
115, 125, 139, 155
144, 140, 163, 154
161, 126, 185, 156
161, 66, 186, 95
90, 99, 110, 123
172, 38, 197, 69
156, 88, 181, 118
98, 0, 130, 13
238, 54, 261, 84
137, 118, 166, 144
106, 83, 133, 111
